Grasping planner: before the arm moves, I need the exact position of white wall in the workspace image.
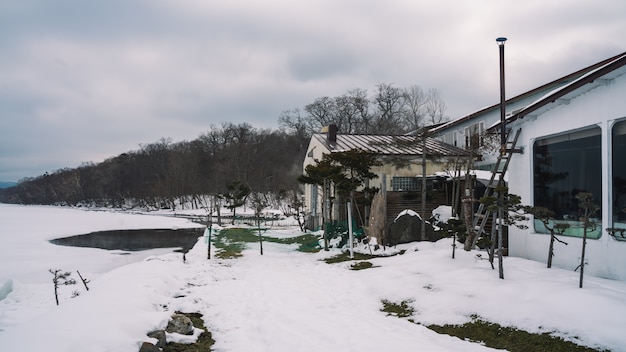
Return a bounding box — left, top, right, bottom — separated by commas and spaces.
508, 73, 626, 281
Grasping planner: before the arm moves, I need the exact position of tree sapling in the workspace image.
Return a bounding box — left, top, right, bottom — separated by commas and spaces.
575, 192, 599, 288
524, 206, 569, 268
49, 269, 76, 305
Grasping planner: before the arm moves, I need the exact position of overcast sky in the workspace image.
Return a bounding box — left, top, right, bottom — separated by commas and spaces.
1, 0, 625, 182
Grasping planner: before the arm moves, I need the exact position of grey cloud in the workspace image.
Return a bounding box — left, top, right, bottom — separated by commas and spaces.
288, 51, 359, 81
1, 0, 625, 181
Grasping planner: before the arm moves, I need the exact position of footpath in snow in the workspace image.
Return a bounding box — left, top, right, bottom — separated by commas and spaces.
172, 239, 500, 352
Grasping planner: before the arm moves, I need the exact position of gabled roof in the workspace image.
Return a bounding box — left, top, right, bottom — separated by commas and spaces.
504, 52, 626, 126
311, 133, 469, 157
430, 51, 626, 134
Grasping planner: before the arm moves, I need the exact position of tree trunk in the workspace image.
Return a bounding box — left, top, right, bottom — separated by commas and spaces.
462, 197, 476, 251
547, 232, 555, 268
498, 205, 504, 279
579, 229, 587, 288
421, 137, 427, 241
323, 179, 330, 251
489, 212, 497, 269
257, 217, 264, 256
54, 281, 59, 306
216, 197, 222, 226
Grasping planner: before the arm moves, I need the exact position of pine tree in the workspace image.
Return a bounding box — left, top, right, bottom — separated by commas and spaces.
223, 181, 251, 225
299, 149, 382, 250
479, 186, 528, 279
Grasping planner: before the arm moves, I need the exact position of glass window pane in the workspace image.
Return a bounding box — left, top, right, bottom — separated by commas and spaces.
392, 177, 418, 191
533, 127, 602, 239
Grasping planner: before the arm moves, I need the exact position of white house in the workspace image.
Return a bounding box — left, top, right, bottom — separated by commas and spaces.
505, 52, 626, 281
302, 125, 469, 229
435, 51, 626, 281
430, 52, 626, 171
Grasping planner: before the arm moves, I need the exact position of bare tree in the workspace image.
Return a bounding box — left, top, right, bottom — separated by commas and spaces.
278, 108, 312, 138
335, 95, 359, 134
278, 189, 306, 232
347, 88, 372, 134
305, 97, 337, 130
402, 85, 428, 132
372, 83, 406, 134
424, 88, 447, 125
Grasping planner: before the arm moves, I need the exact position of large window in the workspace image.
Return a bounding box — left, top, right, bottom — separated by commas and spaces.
533, 127, 602, 238
612, 120, 626, 239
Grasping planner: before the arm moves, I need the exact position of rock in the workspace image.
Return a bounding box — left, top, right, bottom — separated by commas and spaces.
138, 341, 161, 352
147, 330, 167, 348
388, 211, 441, 245
166, 313, 194, 335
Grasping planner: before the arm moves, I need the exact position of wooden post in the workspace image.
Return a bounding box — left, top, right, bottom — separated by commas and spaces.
348, 201, 354, 259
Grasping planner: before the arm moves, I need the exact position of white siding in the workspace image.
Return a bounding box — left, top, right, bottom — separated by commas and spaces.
508, 73, 626, 280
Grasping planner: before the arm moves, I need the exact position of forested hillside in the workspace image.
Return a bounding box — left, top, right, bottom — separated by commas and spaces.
0, 123, 307, 208
1, 83, 447, 208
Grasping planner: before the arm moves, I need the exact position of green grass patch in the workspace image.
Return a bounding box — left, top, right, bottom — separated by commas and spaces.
380, 299, 415, 318
427, 317, 607, 352
212, 228, 321, 258
218, 227, 259, 242
271, 233, 322, 252
212, 228, 254, 259
163, 312, 215, 352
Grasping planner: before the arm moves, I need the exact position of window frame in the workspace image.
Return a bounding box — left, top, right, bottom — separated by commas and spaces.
532, 126, 603, 239
611, 119, 626, 240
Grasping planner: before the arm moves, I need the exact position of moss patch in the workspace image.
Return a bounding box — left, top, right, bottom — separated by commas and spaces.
379, 300, 606, 351
350, 261, 376, 270
427, 317, 607, 352
323, 252, 380, 264
380, 299, 415, 318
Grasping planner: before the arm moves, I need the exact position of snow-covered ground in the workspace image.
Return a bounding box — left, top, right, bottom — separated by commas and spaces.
1, 204, 625, 351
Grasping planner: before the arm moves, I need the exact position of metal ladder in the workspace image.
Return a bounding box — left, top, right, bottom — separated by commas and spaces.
471, 128, 522, 241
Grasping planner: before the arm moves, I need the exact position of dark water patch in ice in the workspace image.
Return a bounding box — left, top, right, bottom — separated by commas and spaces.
49, 228, 203, 253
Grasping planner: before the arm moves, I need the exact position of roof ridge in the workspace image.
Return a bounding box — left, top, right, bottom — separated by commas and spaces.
430, 51, 626, 133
